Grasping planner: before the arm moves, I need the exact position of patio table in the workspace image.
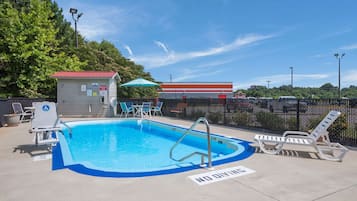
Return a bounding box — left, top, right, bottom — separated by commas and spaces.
132, 104, 143, 118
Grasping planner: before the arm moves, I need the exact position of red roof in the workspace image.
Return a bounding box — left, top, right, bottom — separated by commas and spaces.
52, 71, 120, 79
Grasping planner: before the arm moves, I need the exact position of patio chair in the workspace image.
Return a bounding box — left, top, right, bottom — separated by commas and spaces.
152, 101, 163, 116
12, 102, 32, 122
142, 102, 152, 117
170, 102, 187, 116
31, 102, 61, 147
125, 101, 134, 111
119, 102, 134, 117
254, 110, 348, 162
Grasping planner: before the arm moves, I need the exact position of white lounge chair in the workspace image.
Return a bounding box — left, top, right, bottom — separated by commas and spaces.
31, 102, 61, 146
12, 102, 32, 122
254, 110, 348, 162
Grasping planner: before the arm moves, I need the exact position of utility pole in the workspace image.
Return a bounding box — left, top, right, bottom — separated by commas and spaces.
69, 8, 83, 48
289, 66, 293, 88
334, 53, 345, 99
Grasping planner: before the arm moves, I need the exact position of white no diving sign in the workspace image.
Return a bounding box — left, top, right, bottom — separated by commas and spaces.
188, 166, 255, 186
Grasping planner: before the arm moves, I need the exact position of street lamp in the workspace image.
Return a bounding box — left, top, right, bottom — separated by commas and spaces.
289, 66, 293, 88
69, 8, 83, 48
334, 53, 345, 99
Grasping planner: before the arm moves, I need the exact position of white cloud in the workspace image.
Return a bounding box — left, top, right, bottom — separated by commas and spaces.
154, 41, 169, 54
195, 59, 235, 68
339, 43, 357, 50
124, 45, 133, 56
60, 2, 143, 41
132, 33, 275, 68
173, 68, 224, 82
71, 7, 124, 40
319, 29, 351, 40
343, 70, 357, 83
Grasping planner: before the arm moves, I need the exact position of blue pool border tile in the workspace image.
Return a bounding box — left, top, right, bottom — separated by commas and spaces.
52, 139, 255, 178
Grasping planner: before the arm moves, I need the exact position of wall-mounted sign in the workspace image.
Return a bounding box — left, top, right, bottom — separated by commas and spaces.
99, 85, 108, 91
87, 89, 92, 96
81, 84, 86, 92
99, 90, 107, 97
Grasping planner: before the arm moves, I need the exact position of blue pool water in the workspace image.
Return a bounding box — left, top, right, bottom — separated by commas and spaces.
54, 119, 254, 177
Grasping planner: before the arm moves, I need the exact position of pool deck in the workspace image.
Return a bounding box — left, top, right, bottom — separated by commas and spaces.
1, 116, 357, 201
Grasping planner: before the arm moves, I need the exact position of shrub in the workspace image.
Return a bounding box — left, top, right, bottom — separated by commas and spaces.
232, 111, 252, 126
255, 111, 285, 131
307, 113, 348, 136
207, 112, 222, 124
189, 110, 206, 120
286, 117, 297, 130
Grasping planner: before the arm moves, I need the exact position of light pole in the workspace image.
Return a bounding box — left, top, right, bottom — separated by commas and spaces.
69, 8, 83, 48
289, 66, 293, 88
334, 53, 345, 99
266, 80, 271, 89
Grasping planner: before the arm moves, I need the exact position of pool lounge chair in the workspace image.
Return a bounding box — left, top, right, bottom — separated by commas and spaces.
31, 102, 62, 146
254, 110, 348, 162
12, 102, 32, 122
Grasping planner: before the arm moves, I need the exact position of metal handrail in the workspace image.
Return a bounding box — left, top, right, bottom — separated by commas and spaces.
60, 120, 73, 136
55, 118, 73, 137
169, 117, 212, 169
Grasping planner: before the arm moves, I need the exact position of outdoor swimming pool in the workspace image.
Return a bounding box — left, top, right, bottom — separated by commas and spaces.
53, 119, 254, 177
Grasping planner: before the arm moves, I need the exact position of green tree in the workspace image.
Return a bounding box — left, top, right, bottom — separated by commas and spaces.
238, 83, 357, 99
74, 40, 158, 98
48, 0, 76, 48
0, 0, 84, 97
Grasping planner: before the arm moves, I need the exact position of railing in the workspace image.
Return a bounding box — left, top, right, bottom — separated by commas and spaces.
60, 120, 72, 136
169, 117, 212, 169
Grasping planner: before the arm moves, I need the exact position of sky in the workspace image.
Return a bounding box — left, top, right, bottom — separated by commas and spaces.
55, 0, 357, 90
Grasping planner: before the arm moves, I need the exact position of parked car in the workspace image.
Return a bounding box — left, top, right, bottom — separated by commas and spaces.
257, 97, 273, 108
226, 98, 254, 113
268, 96, 307, 113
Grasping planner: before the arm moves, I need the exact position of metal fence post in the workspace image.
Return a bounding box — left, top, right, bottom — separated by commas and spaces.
296, 99, 300, 130
223, 100, 226, 124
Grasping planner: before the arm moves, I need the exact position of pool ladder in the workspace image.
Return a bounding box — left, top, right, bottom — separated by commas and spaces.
169, 117, 212, 169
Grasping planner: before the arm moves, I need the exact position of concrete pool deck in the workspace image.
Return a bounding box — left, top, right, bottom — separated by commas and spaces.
0, 116, 357, 201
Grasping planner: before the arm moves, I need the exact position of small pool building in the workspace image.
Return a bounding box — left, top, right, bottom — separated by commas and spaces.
52, 71, 120, 117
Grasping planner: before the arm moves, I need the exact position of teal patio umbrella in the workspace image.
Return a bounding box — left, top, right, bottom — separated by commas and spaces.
120, 78, 159, 99
120, 78, 159, 87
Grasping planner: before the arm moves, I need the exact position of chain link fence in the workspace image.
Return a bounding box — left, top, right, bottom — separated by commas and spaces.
160, 98, 357, 146
1, 97, 356, 146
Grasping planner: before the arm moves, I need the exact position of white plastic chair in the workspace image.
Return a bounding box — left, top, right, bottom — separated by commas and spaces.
254, 110, 348, 162
142, 102, 152, 117
12, 102, 32, 122
31, 102, 61, 146
152, 101, 163, 116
